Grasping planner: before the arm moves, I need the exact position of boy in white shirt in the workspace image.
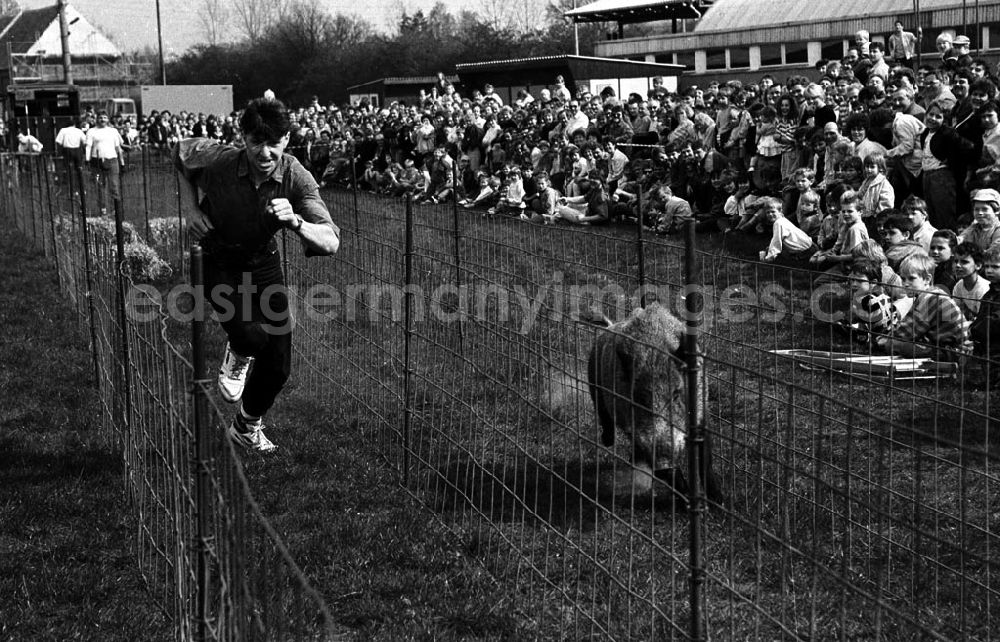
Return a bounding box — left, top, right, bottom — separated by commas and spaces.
952, 242, 992, 320
758, 197, 817, 263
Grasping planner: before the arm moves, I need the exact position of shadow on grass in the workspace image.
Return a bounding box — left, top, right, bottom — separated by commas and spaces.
0, 438, 122, 484
428, 455, 687, 531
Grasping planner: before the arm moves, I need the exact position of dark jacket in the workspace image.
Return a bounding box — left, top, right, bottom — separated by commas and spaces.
919, 125, 975, 178
971, 284, 1000, 356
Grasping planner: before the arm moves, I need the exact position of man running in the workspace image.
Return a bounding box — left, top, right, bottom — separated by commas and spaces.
175, 97, 340, 452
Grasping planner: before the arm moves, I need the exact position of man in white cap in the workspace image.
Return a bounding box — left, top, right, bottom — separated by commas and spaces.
960, 188, 1000, 252
951, 35, 974, 70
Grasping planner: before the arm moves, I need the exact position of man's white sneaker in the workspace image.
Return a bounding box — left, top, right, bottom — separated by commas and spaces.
228, 414, 278, 453
218, 343, 253, 403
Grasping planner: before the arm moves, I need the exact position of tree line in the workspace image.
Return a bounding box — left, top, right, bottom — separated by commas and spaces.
167, 0, 621, 107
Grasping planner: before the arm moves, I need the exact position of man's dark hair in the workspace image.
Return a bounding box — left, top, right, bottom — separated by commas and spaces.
885, 214, 916, 235
971, 78, 998, 99
978, 100, 1000, 116
849, 258, 883, 283
954, 241, 985, 264
844, 112, 870, 132
239, 97, 291, 142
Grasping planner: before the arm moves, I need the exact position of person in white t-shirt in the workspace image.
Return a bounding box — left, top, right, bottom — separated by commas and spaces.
17, 131, 42, 153
55, 118, 87, 180
85, 111, 124, 214
952, 242, 992, 319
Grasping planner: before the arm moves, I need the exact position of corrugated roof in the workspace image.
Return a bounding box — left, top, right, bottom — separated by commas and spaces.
0, 5, 60, 54
457, 54, 682, 71
567, 0, 705, 16
694, 0, 962, 33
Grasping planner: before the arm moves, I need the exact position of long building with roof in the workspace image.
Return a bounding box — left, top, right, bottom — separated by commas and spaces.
568, 0, 1000, 87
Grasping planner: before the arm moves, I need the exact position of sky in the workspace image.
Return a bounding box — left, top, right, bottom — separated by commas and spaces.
21, 0, 495, 55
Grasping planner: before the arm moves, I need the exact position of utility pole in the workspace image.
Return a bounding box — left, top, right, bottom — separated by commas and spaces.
155, 0, 166, 84
573, 0, 579, 55
57, 0, 72, 84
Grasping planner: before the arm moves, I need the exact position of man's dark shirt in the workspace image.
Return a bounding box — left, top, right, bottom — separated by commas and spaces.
174, 138, 338, 254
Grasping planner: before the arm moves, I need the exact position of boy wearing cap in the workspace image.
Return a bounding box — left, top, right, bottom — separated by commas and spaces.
951, 36, 974, 70
960, 188, 1000, 252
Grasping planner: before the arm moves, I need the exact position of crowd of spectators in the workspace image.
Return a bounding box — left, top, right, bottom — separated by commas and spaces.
42, 24, 1000, 374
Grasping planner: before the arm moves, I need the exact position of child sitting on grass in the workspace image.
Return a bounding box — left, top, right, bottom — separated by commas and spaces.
839, 259, 906, 347
857, 153, 894, 234
796, 189, 823, 239
929, 229, 959, 292
882, 214, 926, 273
810, 190, 869, 269
816, 185, 847, 251
900, 195, 938, 252
489, 168, 526, 215
757, 196, 817, 263
959, 188, 1000, 253
459, 173, 500, 210
852, 239, 906, 299
952, 242, 991, 320
783, 167, 816, 225
524, 171, 559, 224
877, 254, 971, 359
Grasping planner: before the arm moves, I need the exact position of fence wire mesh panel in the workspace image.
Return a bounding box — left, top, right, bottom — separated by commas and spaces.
2, 151, 336, 641
5, 148, 999, 640
686, 246, 999, 641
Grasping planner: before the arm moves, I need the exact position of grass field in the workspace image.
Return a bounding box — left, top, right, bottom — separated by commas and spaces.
7, 168, 1000, 640
0, 228, 169, 641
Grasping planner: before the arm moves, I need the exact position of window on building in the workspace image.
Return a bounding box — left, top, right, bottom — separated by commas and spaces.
654, 54, 672, 64
705, 47, 726, 70
676, 51, 696, 69
785, 42, 808, 64
729, 47, 750, 68
920, 27, 958, 53
989, 23, 1000, 48
759, 44, 782, 66
822, 39, 845, 61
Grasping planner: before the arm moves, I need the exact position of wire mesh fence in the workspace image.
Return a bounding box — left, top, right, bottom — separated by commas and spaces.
291, 182, 998, 639
4, 146, 999, 640
1, 151, 337, 641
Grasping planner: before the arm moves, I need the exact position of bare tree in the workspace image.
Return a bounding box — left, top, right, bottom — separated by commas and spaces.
477, 0, 512, 32
230, 0, 288, 43
509, 0, 547, 34
198, 0, 230, 46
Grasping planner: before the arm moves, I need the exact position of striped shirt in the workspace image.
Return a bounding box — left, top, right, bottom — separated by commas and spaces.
893, 289, 971, 356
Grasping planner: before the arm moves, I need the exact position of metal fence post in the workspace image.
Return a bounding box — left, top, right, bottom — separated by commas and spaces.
190, 244, 212, 642
76, 163, 102, 395
402, 196, 415, 485
141, 144, 151, 240
636, 188, 647, 307
683, 219, 706, 642
43, 153, 57, 262
350, 141, 360, 232
451, 159, 465, 355
27, 154, 37, 242
176, 169, 186, 280
113, 198, 135, 461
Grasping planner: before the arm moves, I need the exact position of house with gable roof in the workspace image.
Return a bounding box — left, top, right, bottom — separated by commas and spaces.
0, 3, 151, 103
